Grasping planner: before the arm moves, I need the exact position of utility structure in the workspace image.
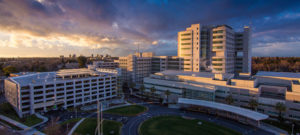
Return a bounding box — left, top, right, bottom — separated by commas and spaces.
95, 101, 103, 135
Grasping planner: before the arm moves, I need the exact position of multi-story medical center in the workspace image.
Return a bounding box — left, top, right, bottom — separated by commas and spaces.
5, 69, 118, 117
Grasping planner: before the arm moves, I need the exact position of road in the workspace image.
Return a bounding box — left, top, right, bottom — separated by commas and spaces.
121, 98, 273, 135
35, 97, 273, 135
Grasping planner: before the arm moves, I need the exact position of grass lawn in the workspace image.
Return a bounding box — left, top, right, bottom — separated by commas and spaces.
139, 116, 241, 135
104, 105, 147, 116
263, 120, 300, 134
0, 103, 43, 127
0, 119, 23, 130
74, 118, 122, 135
58, 118, 81, 134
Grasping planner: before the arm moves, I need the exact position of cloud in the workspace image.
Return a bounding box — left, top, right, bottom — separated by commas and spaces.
0, 0, 300, 57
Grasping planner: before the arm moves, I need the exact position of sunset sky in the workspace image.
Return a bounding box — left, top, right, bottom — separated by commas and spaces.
0, 0, 300, 57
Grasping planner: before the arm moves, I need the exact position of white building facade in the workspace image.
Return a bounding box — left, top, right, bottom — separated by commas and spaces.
5, 69, 118, 117
144, 70, 300, 121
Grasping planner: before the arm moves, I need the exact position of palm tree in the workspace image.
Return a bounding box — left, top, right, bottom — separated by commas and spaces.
164, 90, 171, 104
225, 95, 234, 105
129, 82, 136, 89
129, 82, 136, 95
140, 85, 145, 98
182, 88, 187, 98
248, 99, 258, 111
275, 102, 286, 123
150, 86, 156, 100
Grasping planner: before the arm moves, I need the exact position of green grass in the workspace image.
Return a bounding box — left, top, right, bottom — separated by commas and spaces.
74, 118, 122, 135
61, 118, 81, 125
104, 105, 147, 116
139, 116, 241, 135
0, 103, 43, 127
263, 120, 300, 134
0, 119, 23, 130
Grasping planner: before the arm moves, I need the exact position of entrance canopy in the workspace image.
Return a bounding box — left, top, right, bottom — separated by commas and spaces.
178, 98, 268, 121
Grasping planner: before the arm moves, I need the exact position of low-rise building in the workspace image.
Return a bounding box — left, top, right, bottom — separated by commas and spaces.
144, 70, 300, 121
88, 61, 119, 70
4, 68, 118, 118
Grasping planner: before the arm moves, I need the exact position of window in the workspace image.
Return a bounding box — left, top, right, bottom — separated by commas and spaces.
34, 86, 43, 89
181, 33, 191, 36
56, 83, 64, 87
181, 48, 191, 50
212, 63, 222, 66
214, 68, 223, 71
213, 30, 223, 33
213, 35, 223, 39
212, 58, 223, 61
181, 54, 192, 56
181, 38, 191, 41
181, 43, 191, 45
213, 41, 223, 44
46, 84, 54, 88
212, 46, 223, 49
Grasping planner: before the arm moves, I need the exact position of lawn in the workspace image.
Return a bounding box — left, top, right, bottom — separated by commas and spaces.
59, 118, 81, 134
74, 118, 122, 135
263, 120, 300, 134
139, 116, 241, 135
0, 119, 23, 130
104, 105, 147, 116
0, 103, 43, 127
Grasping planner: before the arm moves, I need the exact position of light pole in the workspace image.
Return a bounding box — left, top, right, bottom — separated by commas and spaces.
96, 101, 103, 135
292, 123, 294, 135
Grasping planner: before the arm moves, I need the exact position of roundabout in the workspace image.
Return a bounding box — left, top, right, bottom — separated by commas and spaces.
139, 115, 241, 135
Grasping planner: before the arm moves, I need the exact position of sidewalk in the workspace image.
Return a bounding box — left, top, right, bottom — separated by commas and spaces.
0, 115, 29, 130
0, 114, 46, 135
32, 113, 48, 128
260, 122, 289, 135
67, 118, 85, 135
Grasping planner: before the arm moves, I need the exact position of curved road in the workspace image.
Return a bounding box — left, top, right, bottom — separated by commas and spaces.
121, 102, 273, 135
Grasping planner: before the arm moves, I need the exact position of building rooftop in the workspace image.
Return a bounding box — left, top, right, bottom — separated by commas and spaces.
9, 68, 115, 86
155, 70, 234, 79
10, 72, 56, 86
256, 71, 300, 79
178, 98, 268, 121
56, 68, 99, 76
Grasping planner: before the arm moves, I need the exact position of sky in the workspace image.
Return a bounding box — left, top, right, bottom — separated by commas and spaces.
0, 0, 300, 57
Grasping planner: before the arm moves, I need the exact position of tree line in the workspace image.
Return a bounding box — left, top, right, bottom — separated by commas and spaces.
252, 57, 300, 74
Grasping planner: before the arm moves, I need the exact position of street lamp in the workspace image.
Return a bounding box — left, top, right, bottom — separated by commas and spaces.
292, 123, 294, 135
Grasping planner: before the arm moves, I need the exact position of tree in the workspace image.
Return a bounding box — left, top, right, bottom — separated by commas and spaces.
248, 99, 258, 111
3, 66, 17, 76
225, 95, 234, 105
44, 117, 62, 135
182, 88, 187, 98
275, 102, 286, 123
77, 56, 87, 68
129, 82, 136, 89
164, 90, 171, 104
140, 84, 145, 98
150, 86, 156, 99
0, 63, 3, 75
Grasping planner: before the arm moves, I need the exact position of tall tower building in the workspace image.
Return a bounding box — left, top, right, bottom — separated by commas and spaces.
177, 24, 211, 72
234, 26, 251, 73
178, 24, 251, 74
211, 25, 235, 73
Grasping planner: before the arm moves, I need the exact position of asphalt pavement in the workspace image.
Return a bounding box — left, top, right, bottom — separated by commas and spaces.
121, 98, 273, 135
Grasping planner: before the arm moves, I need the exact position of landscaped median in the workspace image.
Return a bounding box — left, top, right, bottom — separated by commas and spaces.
104, 105, 147, 116
0, 103, 43, 127
74, 118, 122, 135
139, 116, 241, 135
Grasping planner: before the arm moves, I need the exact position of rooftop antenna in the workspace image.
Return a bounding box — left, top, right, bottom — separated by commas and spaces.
138, 42, 140, 53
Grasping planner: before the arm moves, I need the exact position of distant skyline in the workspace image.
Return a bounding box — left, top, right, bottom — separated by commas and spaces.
0, 0, 300, 57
